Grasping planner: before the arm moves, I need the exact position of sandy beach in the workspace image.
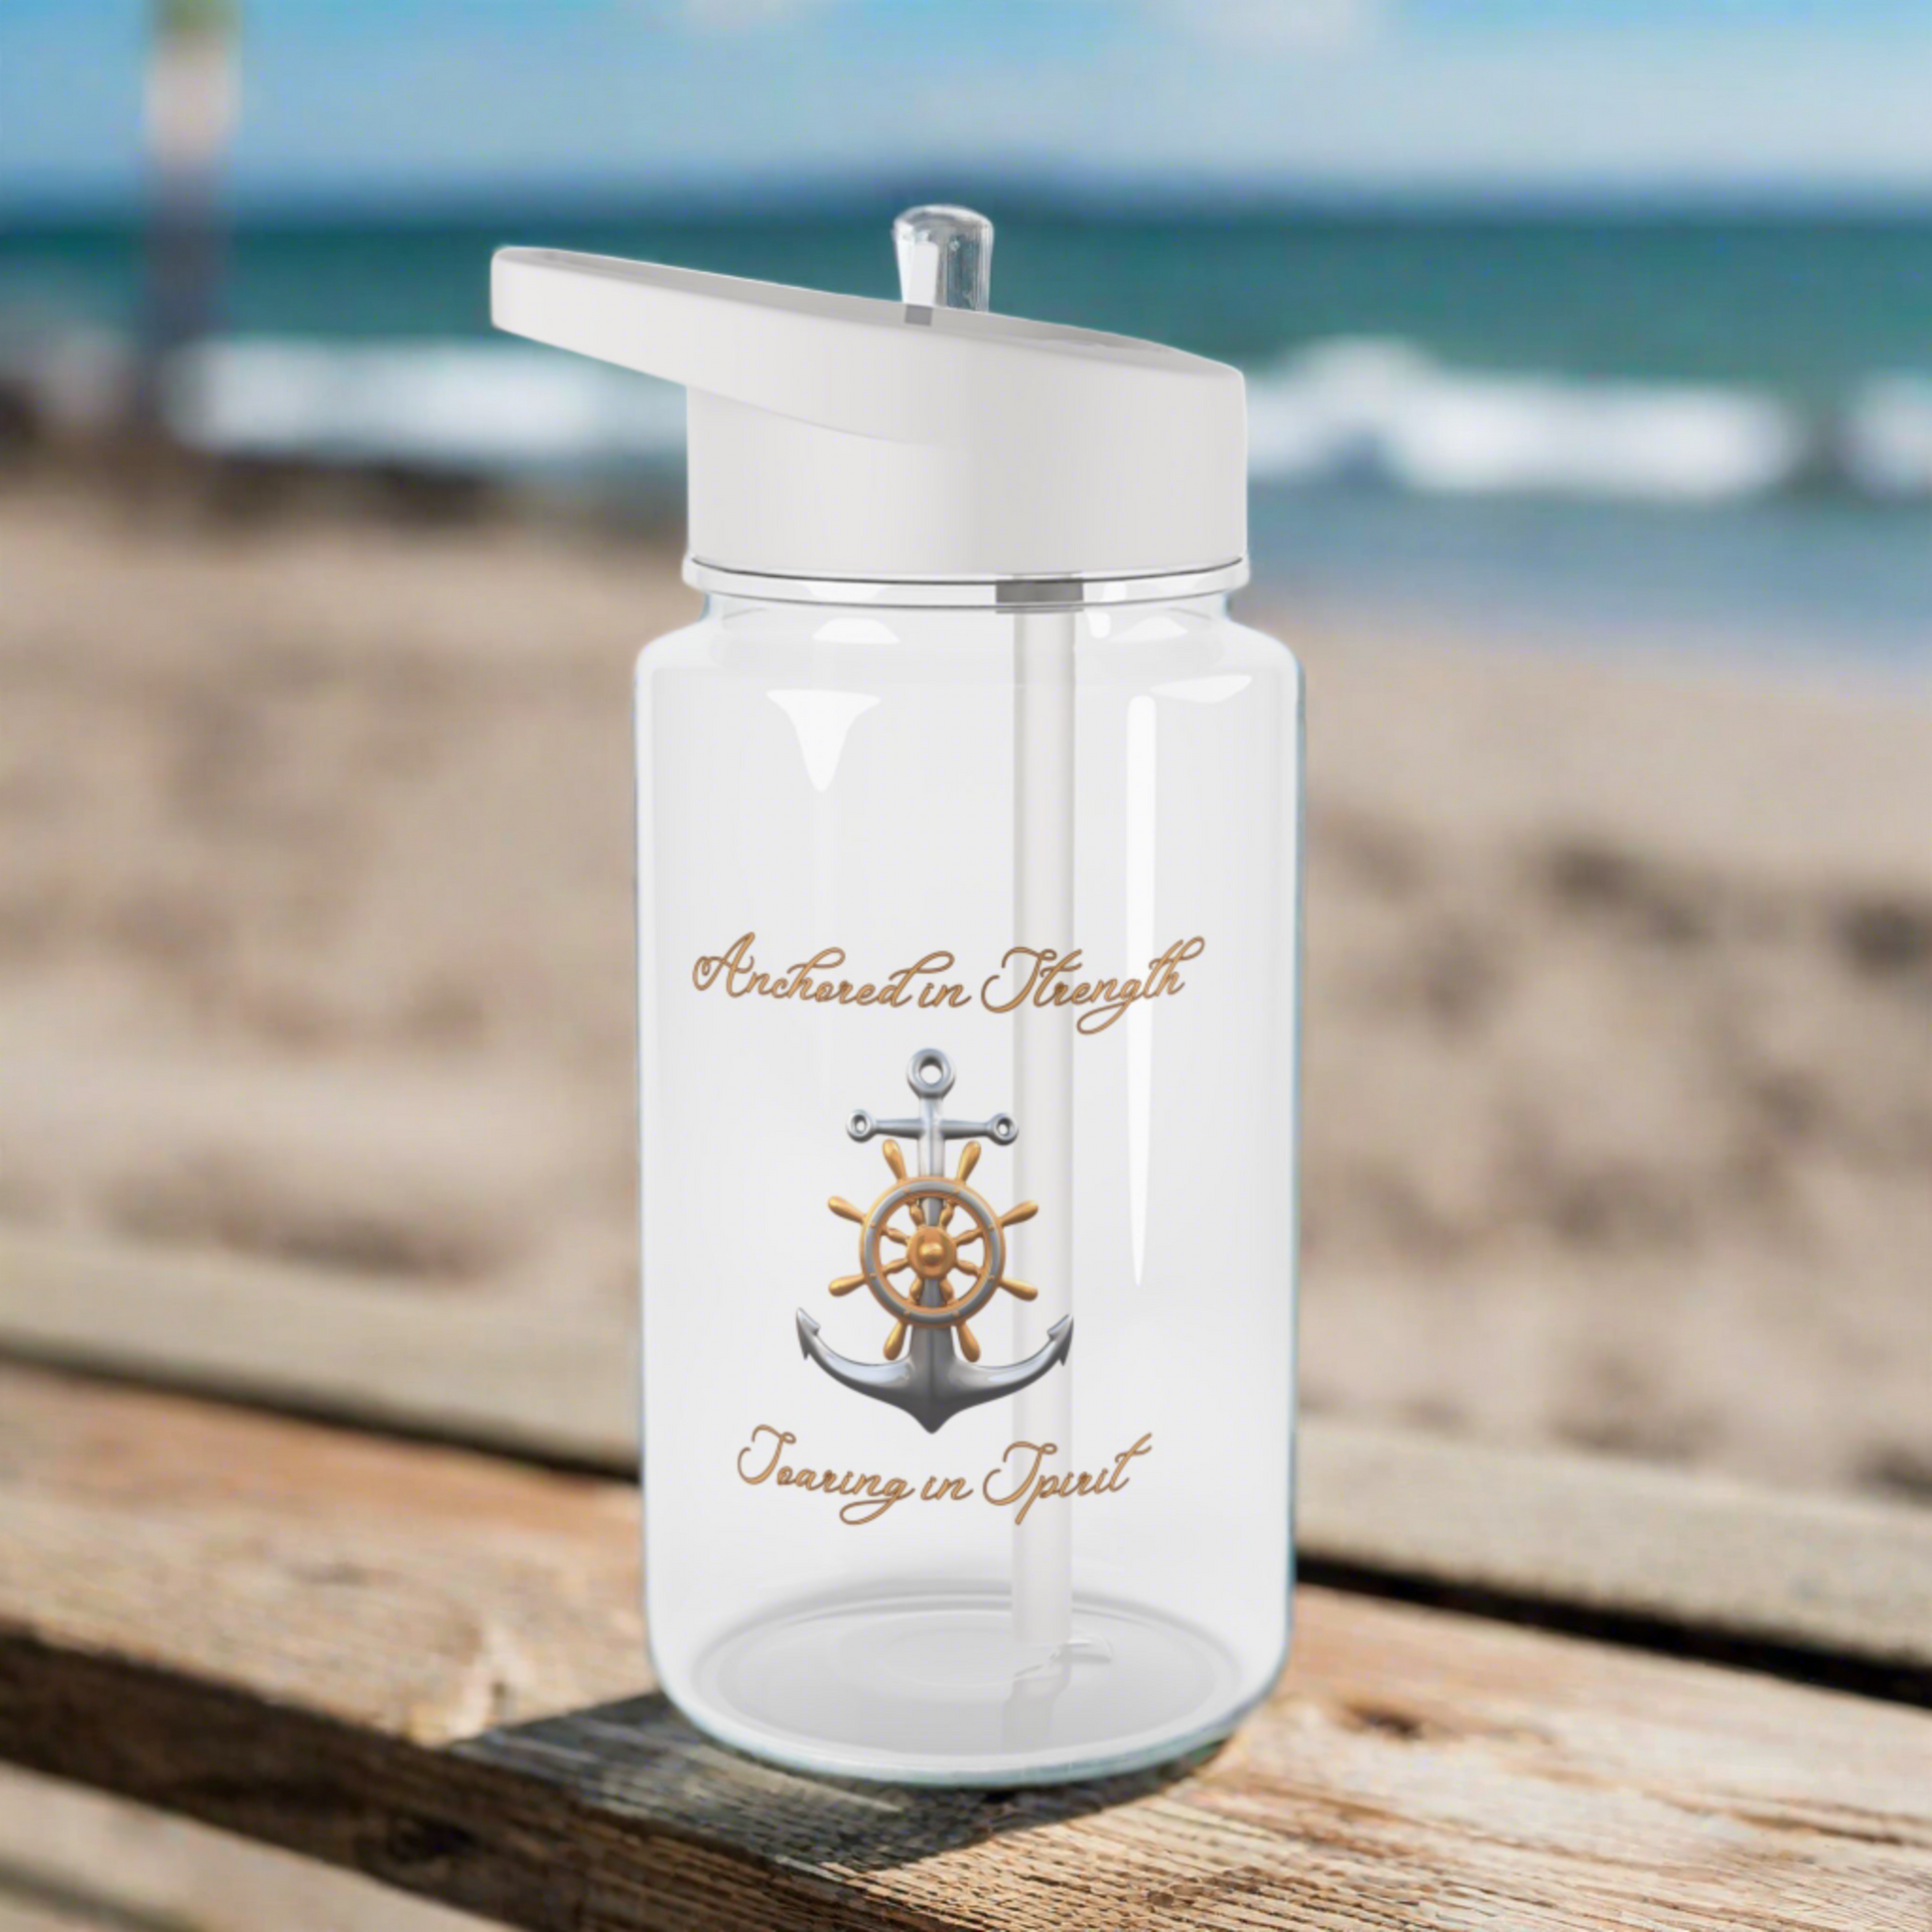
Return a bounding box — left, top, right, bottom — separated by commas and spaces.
1, 480, 1926, 1500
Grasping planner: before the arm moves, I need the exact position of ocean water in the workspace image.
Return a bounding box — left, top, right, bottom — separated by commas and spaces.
5, 206, 1931, 660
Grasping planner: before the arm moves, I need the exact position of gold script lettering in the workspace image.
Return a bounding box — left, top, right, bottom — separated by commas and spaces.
689, 935, 1204, 1034
737, 1427, 1154, 1526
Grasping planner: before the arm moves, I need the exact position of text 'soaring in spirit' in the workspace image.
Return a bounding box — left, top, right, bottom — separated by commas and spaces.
738, 1424, 1156, 1527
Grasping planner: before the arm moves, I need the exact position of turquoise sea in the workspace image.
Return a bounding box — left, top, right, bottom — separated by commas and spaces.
4, 204, 1930, 660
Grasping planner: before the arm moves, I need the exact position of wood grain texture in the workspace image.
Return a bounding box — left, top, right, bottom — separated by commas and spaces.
0, 1762, 491, 1932
6, 1230, 1929, 1678
1, 1365, 1928, 1932
1308, 1418, 1932, 1675
0, 1231, 636, 1466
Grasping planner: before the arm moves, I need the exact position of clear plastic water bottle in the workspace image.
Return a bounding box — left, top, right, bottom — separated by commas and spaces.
493, 207, 1303, 1784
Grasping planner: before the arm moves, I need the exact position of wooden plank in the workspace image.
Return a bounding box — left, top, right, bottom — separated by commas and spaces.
5, 1230, 1930, 1682
1305, 1419, 1932, 1681
0, 1762, 491, 1932
1, 1365, 1929, 1932
0, 1230, 636, 1465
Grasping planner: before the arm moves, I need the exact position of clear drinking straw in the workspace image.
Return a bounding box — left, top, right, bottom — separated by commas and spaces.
894, 208, 1075, 1659
1011, 606, 1076, 1656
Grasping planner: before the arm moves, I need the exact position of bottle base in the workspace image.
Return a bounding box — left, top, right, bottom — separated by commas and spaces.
671, 1582, 1257, 1785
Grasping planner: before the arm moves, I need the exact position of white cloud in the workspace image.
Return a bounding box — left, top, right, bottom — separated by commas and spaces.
650, 0, 1387, 48
1138, 0, 1388, 51
634, 0, 835, 30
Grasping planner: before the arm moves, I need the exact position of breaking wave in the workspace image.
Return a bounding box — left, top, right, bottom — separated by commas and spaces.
154, 334, 1932, 505
1246, 340, 1802, 502
161, 338, 685, 474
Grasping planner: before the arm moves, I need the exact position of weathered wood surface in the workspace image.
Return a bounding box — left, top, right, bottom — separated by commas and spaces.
6, 1229, 1930, 1682
0, 1230, 633, 1464
1308, 1418, 1932, 1680
2, 1364, 1929, 1932
0, 1762, 491, 1932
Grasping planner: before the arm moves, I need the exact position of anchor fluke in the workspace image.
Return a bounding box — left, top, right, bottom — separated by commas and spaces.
795, 1308, 1072, 1435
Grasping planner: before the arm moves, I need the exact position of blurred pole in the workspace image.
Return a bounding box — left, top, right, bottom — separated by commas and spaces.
140, 0, 238, 432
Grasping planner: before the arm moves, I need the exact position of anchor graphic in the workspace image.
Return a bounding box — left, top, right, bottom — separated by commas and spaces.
797, 1047, 1072, 1434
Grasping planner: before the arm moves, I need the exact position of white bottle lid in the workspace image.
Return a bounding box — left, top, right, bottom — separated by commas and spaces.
490, 211, 1246, 604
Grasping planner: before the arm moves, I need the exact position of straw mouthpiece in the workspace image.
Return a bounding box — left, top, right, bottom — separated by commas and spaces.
894, 206, 994, 312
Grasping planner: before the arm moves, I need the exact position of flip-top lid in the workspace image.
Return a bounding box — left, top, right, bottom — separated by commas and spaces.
490, 209, 1246, 596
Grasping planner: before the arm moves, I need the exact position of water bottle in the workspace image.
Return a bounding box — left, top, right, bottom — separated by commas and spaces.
492, 207, 1303, 1784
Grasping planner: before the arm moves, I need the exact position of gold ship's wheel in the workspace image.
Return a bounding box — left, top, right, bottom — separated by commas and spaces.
827, 1139, 1039, 1363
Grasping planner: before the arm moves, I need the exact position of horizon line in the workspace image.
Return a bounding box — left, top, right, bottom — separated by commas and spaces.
7, 170, 1932, 230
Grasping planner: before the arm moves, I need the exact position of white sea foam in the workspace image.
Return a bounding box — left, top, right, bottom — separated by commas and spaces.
148, 333, 1932, 508
1245, 339, 1806, 503
162, 338, 684, 472
1839, 373, 1932, 500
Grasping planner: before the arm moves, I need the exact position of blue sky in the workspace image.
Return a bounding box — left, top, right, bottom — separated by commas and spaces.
4, 0, 1932, 213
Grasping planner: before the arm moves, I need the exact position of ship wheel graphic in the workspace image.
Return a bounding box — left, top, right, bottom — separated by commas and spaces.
797, 1048, 1072, 1433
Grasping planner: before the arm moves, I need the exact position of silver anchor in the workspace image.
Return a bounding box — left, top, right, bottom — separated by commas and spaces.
798, 1047, 1072, 1434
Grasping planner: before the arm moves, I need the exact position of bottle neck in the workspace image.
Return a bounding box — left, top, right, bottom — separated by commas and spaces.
699, 591, 1235, 629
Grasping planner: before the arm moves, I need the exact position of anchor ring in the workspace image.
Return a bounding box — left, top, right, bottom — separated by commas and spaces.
907, 1048, 954, 1099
